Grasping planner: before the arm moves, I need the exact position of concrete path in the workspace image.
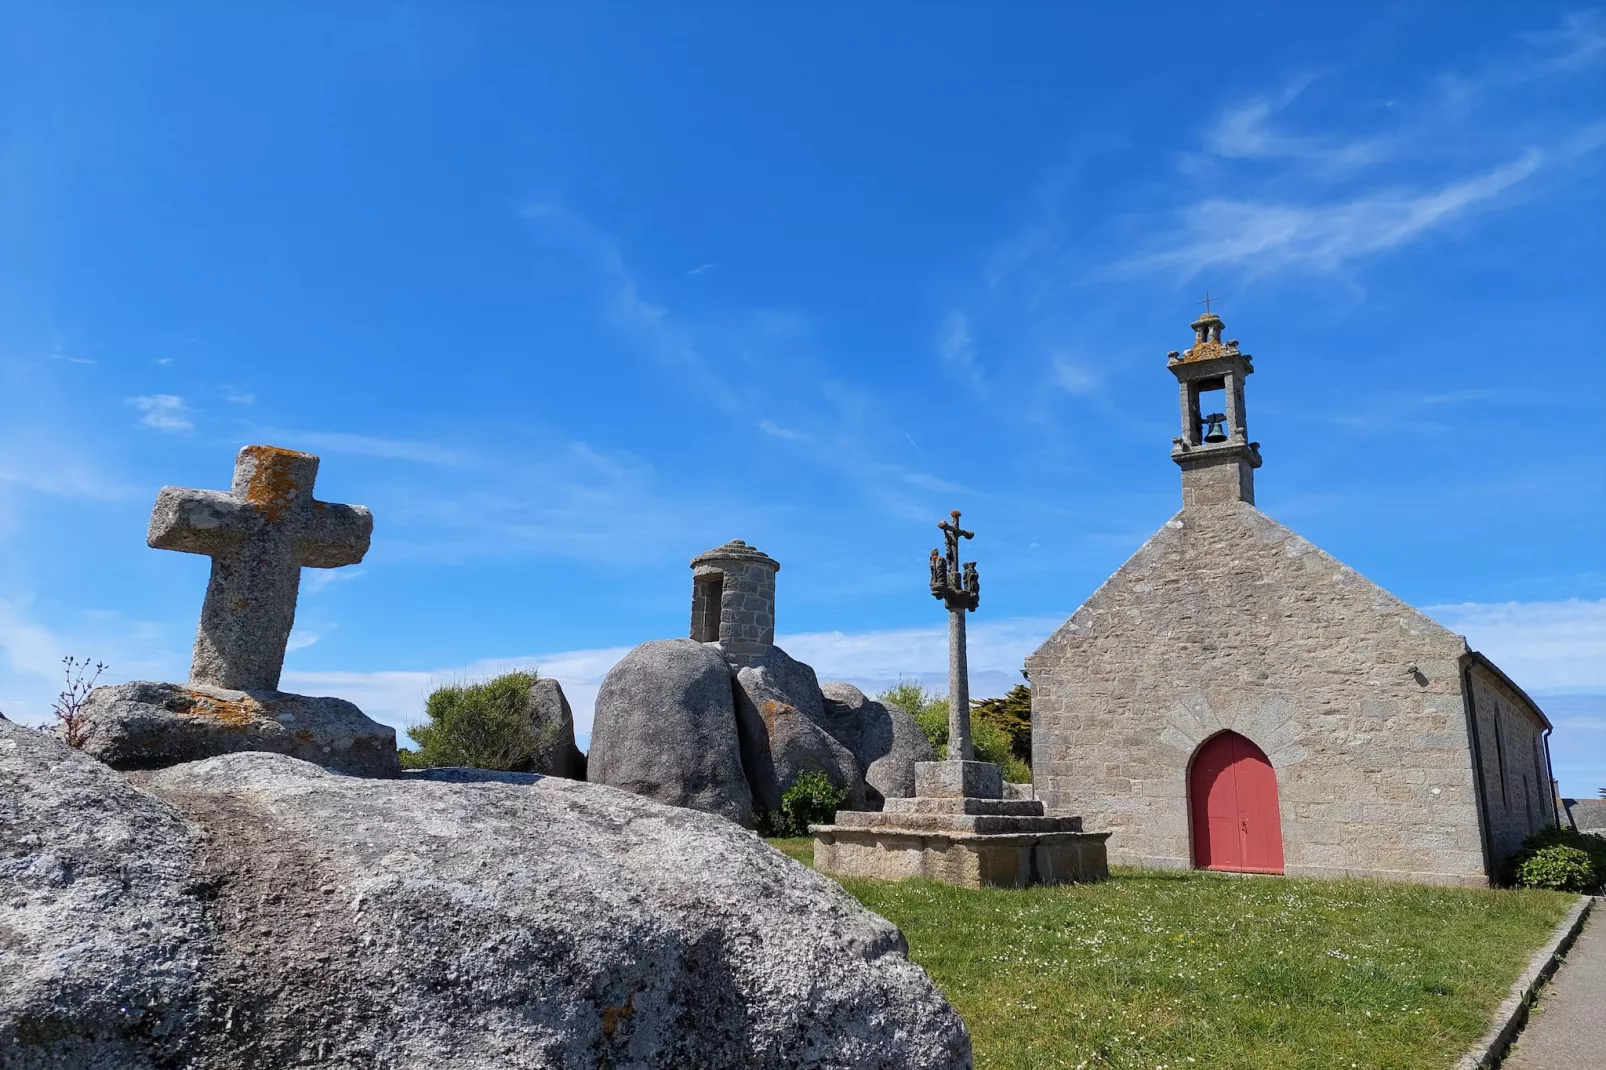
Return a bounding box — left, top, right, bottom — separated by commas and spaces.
1503, 906, 1605, 1069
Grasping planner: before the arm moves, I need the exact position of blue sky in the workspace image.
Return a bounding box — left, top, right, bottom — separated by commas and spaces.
1, 4, 1602, 793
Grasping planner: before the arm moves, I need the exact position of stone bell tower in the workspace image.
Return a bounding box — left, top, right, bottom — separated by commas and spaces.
689, 539, 780, 667
1167, 309, 1262, 508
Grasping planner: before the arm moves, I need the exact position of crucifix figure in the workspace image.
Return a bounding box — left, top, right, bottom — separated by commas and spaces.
930, 510, 981, 761
148, 445, 373, 692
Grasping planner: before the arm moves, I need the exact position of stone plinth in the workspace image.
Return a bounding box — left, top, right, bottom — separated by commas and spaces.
812, 796, 1110, 889
914, 759, 1002, 800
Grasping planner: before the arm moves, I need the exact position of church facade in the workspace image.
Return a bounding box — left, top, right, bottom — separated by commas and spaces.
1025, 313, 1555, 887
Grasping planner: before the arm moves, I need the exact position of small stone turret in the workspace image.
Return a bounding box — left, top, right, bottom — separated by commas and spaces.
1167, 310, 1262, 508
689, 540, 780, 667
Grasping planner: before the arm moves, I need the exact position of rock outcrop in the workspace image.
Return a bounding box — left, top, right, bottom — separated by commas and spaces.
0, 716, 214, 1070
75, 680, 400, 778
1, 721, 972, 1069
736, 647, 828, 726
527, 677, 587, 780
736, 648, 870, 812
756, 698, 868, 812
822, 684, 938, 806
589, 639, 755, 826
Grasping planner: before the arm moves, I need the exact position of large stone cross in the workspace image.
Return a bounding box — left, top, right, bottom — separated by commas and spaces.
148, 445, 372, 692
929, 510, 981, 762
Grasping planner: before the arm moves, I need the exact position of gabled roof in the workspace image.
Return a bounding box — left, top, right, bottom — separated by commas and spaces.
1027, 501, 1469, 669
1465, 650, 1553, 731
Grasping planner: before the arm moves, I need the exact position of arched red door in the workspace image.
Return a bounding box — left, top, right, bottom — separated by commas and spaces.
1190, 732, 1285, 874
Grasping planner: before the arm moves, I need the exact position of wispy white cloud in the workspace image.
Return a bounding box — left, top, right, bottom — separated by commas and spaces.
303, 568, 365, 595
377, 435, 739, 564
285, 627, 326, 652
222, 389, 255, 405
128, 394, 193, 431
1324, 387, 1501, 435
1051, 356, 1098, 395
1205, 75, 1386, 170
1439, 9, 1606, 108
1518, 9, 1606, 75
0, 597, 181, 725
0, 598, 65, 690
758, 419, 812, 442
1427, 598, 1606, 693
520, 202, 743, 411
1129, 150, 1545, 277
1128, 13, 1606, 280
276, 430, 471, 466
687, 263, 716, 276
0, 454, 131, 502
938, 311, 979, 377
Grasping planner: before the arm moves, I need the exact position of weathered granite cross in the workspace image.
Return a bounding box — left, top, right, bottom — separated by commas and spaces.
148, 445, 373, 693
930, 510, 980, 761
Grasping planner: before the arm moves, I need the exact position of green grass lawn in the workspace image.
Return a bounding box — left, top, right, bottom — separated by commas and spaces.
766, 838, 1573, 1070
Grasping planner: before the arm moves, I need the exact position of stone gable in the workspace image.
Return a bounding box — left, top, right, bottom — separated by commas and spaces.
1027, 501, 1494, 886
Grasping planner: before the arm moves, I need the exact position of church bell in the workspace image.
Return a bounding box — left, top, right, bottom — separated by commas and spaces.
1202, 413, 1229, 443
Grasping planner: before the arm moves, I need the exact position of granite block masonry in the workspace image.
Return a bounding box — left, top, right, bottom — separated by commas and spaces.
78, 445, 400, 777
813, 512, 1110, 889
690, 539, 780, 667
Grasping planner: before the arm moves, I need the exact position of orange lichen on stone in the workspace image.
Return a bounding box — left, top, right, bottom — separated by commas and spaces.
600, 995, 636, 1037
232, 598, 250, 612
184, 688, 263, 728
240, 445, 315, 523
1171, 312, 1241, 364
758, 699, 799, 732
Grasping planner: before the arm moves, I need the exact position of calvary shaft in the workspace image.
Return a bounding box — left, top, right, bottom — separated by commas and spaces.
947, 607, 973, 761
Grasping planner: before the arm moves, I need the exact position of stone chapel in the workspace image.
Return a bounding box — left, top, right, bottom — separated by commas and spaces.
1025, 312, 1556, 887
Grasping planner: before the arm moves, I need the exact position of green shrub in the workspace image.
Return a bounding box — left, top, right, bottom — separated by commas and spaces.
972, 717, 1031, 783
759, 771, 849, 837
401, 671, 556, 772
879, 679, 949, 753
1516, 846, 1597, 892
876, 678, 1030, 782
1508, 825, 1606, 892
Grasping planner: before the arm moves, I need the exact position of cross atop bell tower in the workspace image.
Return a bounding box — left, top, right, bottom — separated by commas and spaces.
1166, 307, 1262, 508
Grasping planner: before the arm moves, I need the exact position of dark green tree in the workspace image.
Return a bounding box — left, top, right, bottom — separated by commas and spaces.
971, 683, 1031, 766
401, 671, 557, 771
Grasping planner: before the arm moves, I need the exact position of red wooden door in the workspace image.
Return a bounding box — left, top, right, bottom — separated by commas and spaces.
1190, 732, 1285, 874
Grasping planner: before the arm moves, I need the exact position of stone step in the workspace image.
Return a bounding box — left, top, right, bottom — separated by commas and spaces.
812, 825, 1110, 888
827, 811, 1084, 835
880, 797, 1046, 817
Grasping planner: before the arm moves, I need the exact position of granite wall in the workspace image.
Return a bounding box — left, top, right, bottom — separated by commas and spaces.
1026, 501, 1500, 887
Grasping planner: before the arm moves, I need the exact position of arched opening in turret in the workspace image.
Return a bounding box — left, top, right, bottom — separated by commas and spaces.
1190, 378, 1228, 444
691, 573, 723, 643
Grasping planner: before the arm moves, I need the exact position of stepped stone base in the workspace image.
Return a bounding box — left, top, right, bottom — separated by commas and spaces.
812, 796, 1110, 889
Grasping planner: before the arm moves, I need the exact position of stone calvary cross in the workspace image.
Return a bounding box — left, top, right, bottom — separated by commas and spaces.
929, 510, 981, 761
148, 445, 372, 693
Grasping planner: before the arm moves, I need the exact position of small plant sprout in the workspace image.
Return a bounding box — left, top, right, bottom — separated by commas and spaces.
53, 655, 106, 749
